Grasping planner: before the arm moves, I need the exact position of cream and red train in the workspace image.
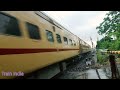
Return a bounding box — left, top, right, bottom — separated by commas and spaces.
0, 11, 91, 79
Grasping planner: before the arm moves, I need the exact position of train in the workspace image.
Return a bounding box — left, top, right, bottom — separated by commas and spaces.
0, 11, 91, 79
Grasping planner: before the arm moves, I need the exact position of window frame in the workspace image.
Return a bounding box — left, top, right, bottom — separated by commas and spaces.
56, 34, 62, 44
26, 22, 41, 40
63, 37, 68, 45
46, 30, 54, 42
73, 40, 76, 46
69, 39, 73, 46
0, 12, 22, 37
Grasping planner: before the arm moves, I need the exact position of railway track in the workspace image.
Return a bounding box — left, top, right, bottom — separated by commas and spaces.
52, 51, 95, 79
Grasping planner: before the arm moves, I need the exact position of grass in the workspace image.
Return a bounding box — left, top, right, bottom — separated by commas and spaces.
96, 49, 109, 65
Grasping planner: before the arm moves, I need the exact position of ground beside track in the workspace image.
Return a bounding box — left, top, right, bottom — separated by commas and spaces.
53, 51, 108, 79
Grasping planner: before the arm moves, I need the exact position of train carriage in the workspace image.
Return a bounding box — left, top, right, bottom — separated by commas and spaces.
0, 11, 91, 79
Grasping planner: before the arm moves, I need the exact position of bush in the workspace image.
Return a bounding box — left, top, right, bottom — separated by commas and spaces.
97, 49, 108, 64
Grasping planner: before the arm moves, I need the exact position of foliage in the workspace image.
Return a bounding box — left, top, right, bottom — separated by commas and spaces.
97, 49, 108, 64
96, 11, 120, 50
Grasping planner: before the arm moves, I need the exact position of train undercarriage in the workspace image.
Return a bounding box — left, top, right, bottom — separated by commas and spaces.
15, 51, 91, 79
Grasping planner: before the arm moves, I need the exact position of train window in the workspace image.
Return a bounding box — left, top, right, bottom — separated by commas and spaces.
80, 40, 82, 45
74, 44, 76, 46
73, 40, 76, 46
56, 34, 62, 43
0, 13, 21, 36
46, 30, 54, 42
63, 37, 68, 45
82, 41, 84, 45
69, 39, 73, 46
26, 23, 41, 40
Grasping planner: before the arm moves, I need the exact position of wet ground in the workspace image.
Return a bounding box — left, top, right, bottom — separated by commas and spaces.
103, 64, 120, 79
97, 69, 108, 79
85, 69, 108, 79
56, 68, 108, 79
55, 50, 109, 79
86, 69, 99, 79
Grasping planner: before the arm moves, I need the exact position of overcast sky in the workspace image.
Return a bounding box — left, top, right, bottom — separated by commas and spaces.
43, 11, 109, 47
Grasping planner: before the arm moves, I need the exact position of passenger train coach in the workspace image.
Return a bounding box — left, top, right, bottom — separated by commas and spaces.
0, 11, 91, 79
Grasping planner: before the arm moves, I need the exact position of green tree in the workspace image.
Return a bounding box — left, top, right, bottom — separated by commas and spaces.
96, 11, 120, 50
